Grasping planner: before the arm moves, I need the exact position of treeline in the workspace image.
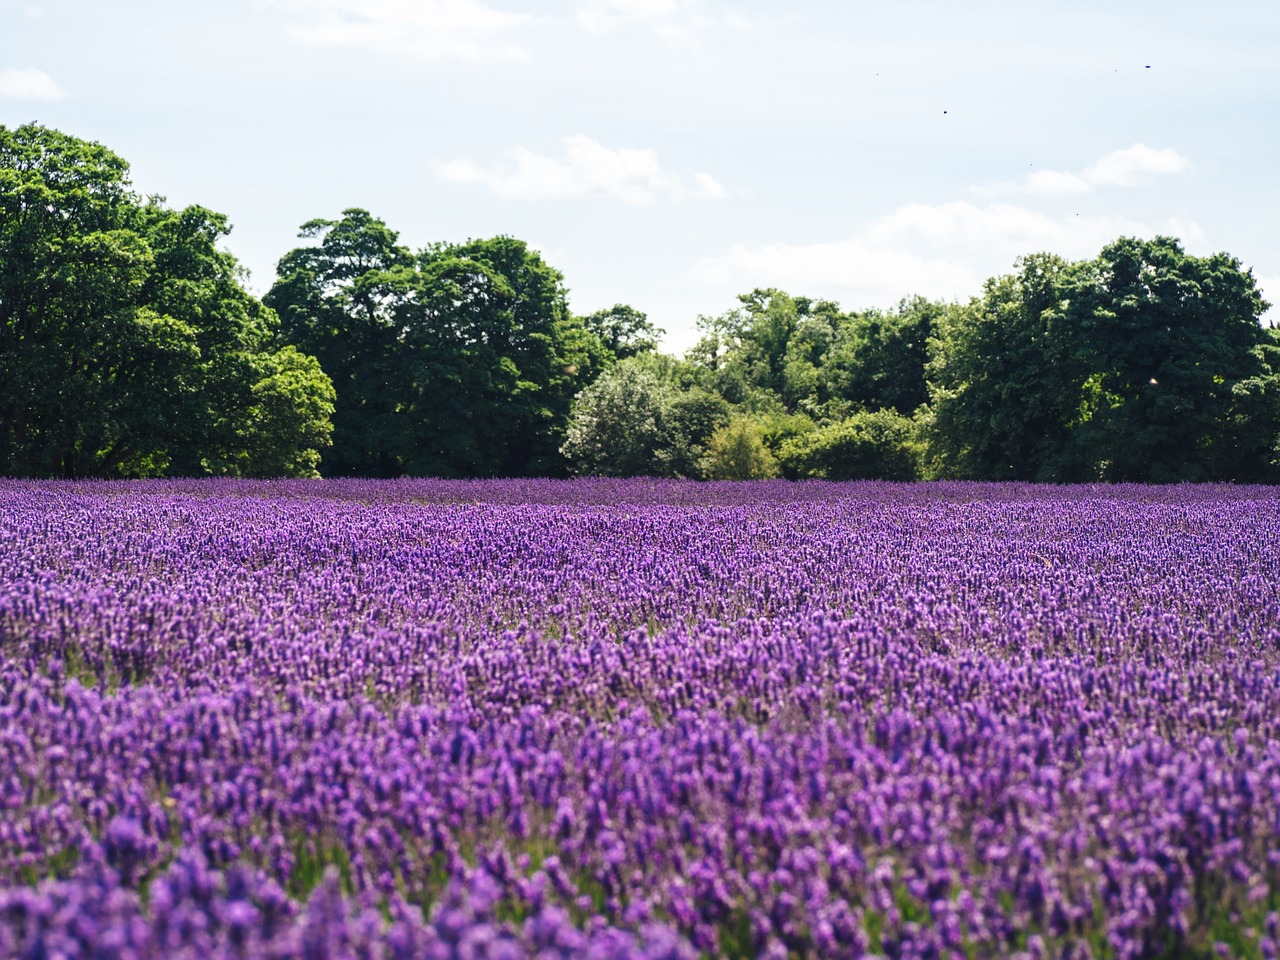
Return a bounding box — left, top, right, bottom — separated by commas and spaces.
595, 245, 1280, 483
3, 123, 1278, 482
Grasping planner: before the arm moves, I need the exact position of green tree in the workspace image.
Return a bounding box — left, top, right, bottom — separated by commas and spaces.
1060, 236, 1274, 481
625, 349, 719, 394
925, 253, 1084, 480
414, 236, 607, 476
702, 417, 779, 480
581, 303, 664, 360
688, 289, 843, 410
140, 202, 336, 477
0, 124, 333, 477
753, 409, 818, 458
1225, 326, 1280, 480
663, 387, 732, 477
824, 295, 942, 416
560, 358, 728, 477
216, 346, 336, 478
781, 314, 838, 412
778, 409, 921, 480
924, 239, 1277, 482
561, 361, 675, 476
269, 215, 606, 477
266, 209, 415, 476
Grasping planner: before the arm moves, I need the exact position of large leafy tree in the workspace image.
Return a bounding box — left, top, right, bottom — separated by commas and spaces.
926, 240, 1277, 482
266, 209, 415, 476
0, 124, 333, 477
139, 203, 336, 478
581, 303, 664, 360
1061, 236, 1274, 481
925, 253, 1087, 481
269, 214, 607, 477
688, 289, 844, 410
823, 295, 942, 416
410, 236, 605, 476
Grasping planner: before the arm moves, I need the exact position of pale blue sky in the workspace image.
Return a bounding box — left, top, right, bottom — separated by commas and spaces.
3, 0, 1277, 350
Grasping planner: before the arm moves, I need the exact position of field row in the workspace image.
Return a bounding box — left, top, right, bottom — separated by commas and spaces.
2, 480, 1279, 958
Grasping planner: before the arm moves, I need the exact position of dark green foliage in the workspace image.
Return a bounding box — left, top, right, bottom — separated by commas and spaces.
781, 312, 838, 412
823, 295, 941, 415
268, 214, 608, 477
419, 236, 610, 476
665, 388, 733, 477
581, 303, 664, 360
926, 240, 1277, 482
1060, 236, 1275, 481
925, 253, 1084, 481
777, 409, 922, 480
0, 124, 334, 478
1229, 327, 1280, 480
266, 209, 418, 477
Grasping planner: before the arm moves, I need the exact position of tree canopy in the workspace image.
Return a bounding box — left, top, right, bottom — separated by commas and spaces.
927, 240, 1277, 482
581, 304, 664, 360
925, 253, 1084, 481
1064, 237, 1275, 481
268, 211, 613, 478
5, 124, 1277, 484
589, 240, 1276, 483
0, 124, 334, 478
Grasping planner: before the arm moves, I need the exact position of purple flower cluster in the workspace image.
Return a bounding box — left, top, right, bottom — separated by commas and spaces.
1, 478, 1278, 958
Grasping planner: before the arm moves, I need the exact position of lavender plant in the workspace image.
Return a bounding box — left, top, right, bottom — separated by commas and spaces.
1, 479, 1278, 958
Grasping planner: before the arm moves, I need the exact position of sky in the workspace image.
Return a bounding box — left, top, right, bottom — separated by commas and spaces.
2, 0, 1277, 351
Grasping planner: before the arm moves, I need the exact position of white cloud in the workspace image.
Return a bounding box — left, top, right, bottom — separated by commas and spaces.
576, 0, 742, 42
437, 134, 727, 204
1083, 145, 1192, 187
1023, 170, 1092, 196
578, 0, 685, 30
691, 171, 729, 200
268, 0, 532, 59
268, 0, 756, 56
582, 0, 682, 19
0, 67, 65, 100
976, 144, 1192, 198
693, 201, 1206, 307
863, 201, 1204, 254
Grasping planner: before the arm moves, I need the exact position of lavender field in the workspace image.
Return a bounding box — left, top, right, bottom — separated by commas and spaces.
1, 479, 1279, 959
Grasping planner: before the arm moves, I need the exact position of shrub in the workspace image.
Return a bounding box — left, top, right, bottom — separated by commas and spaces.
777, 408, 921, 480
561, 361, 730, 478
702, 418, 779, 480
